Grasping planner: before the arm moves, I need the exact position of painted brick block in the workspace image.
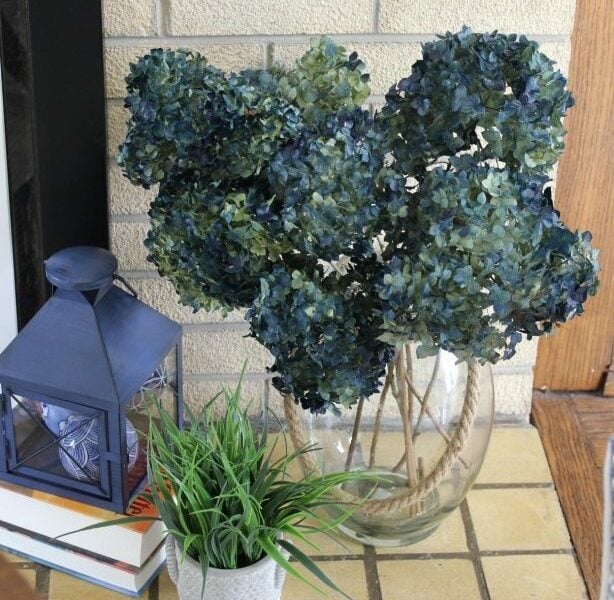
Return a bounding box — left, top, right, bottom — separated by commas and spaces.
183, 329, 273, 374
493, 372, 534, 420
106, 104, 128, 158
378, 0, 575, 36
103, 0, 156, 37
167, 0, 372, 36
109, 221, 154, 271
184, 377, 269, 415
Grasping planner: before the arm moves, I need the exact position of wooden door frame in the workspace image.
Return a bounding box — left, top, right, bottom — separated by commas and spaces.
534, 0, 614, 392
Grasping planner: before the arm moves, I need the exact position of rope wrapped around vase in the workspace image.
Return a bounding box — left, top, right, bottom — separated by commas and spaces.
283, 348, 480, 518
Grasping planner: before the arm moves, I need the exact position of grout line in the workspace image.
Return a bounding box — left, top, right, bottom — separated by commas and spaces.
460, 500, 491, 600
472, 482, 554, 490
290, 554, 365, 562
104, 33, 571, 46
373, 551, 472, 561
34, 564, 50, 597
363, 545, 384, 600
480, 548, 574, 557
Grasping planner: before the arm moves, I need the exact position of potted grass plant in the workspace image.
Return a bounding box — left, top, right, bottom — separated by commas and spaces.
68, 380, 365, 600
149, 382, 366, 599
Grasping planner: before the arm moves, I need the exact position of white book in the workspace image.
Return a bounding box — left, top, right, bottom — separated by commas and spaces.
0, 481, 164, 567
0, 522, 166, 596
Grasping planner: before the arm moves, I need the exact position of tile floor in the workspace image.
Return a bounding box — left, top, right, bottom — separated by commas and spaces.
1, 426, 589, 599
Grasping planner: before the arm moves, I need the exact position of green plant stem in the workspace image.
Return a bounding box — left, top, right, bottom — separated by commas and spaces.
397, 346, 418, 490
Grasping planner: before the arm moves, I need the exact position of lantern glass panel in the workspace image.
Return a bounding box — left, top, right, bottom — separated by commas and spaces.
125, 346, 179, 497
3, 390, 110, 497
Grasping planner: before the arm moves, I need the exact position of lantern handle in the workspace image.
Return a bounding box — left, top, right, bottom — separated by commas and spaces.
113, 274, 138, 298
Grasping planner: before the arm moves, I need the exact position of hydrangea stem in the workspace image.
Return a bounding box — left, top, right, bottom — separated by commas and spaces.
397, 346, 419, 489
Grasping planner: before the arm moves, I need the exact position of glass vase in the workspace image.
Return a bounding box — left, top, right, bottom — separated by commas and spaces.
284, 344, 494, 547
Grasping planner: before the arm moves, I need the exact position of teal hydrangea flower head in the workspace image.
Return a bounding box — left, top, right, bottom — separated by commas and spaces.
119, 31, 599, 413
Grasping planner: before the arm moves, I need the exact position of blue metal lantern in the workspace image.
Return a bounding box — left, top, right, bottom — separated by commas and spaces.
0, 247, 183, 512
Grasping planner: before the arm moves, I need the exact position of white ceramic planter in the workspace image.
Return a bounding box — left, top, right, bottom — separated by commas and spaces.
165, 536, 287, 600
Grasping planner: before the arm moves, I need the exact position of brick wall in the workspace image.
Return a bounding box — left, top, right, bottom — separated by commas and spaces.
102, 0, 576, 420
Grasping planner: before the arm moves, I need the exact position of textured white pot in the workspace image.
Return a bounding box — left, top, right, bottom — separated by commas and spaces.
165, 536, 287, 600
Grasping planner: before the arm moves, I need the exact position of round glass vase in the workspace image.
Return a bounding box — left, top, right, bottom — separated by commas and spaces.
283, 344, 494, 547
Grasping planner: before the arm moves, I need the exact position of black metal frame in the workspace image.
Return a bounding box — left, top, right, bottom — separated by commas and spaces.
0, 0, 109, 328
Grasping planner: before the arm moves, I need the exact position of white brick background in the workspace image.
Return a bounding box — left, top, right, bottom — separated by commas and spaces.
102, 0, 575, 421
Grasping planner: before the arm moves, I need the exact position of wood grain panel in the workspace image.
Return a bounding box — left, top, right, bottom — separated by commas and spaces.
534, 0, 614, 391
531, 392, 606, 600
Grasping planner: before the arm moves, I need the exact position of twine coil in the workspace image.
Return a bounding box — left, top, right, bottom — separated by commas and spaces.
283, 359, 480, 518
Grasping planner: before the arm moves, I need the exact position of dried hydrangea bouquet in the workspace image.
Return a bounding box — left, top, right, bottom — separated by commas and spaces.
118, 28, 599, 545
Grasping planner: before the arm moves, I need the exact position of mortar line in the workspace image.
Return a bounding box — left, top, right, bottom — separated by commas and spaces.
363, 545, 384, 600
264, 42, 274, 69
104, 33, 570, 47
110, 213, 149, 223
183, 372, 272, 383
155, 0, 165, 36
182, 321, 249, 333
116, 269, 159, 279
492, 364, 535, 375
372, 0, 381, 33
460, 500, 491, 600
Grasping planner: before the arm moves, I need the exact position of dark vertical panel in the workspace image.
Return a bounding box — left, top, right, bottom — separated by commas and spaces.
0, 0, 109, 328
0, 0, 44, 326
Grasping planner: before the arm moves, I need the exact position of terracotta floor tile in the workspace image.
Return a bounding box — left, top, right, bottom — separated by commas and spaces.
291, 522, 364, 556
477, 427, 553, 484
482, 554, 588, 599
281, 559, 368, 600
14, 567, 36, 589
12, 426, 586, 599
378, 559, 481, 599
48, 571, 146, 599
375, 507, 468, 554
468, 488, 572, 551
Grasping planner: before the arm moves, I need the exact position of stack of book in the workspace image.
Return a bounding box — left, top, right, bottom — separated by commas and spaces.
0, 481, 166, 596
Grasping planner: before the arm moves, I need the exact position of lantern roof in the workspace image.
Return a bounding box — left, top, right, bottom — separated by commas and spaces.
45, 246, 118, 291
0, 248, 181, 406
